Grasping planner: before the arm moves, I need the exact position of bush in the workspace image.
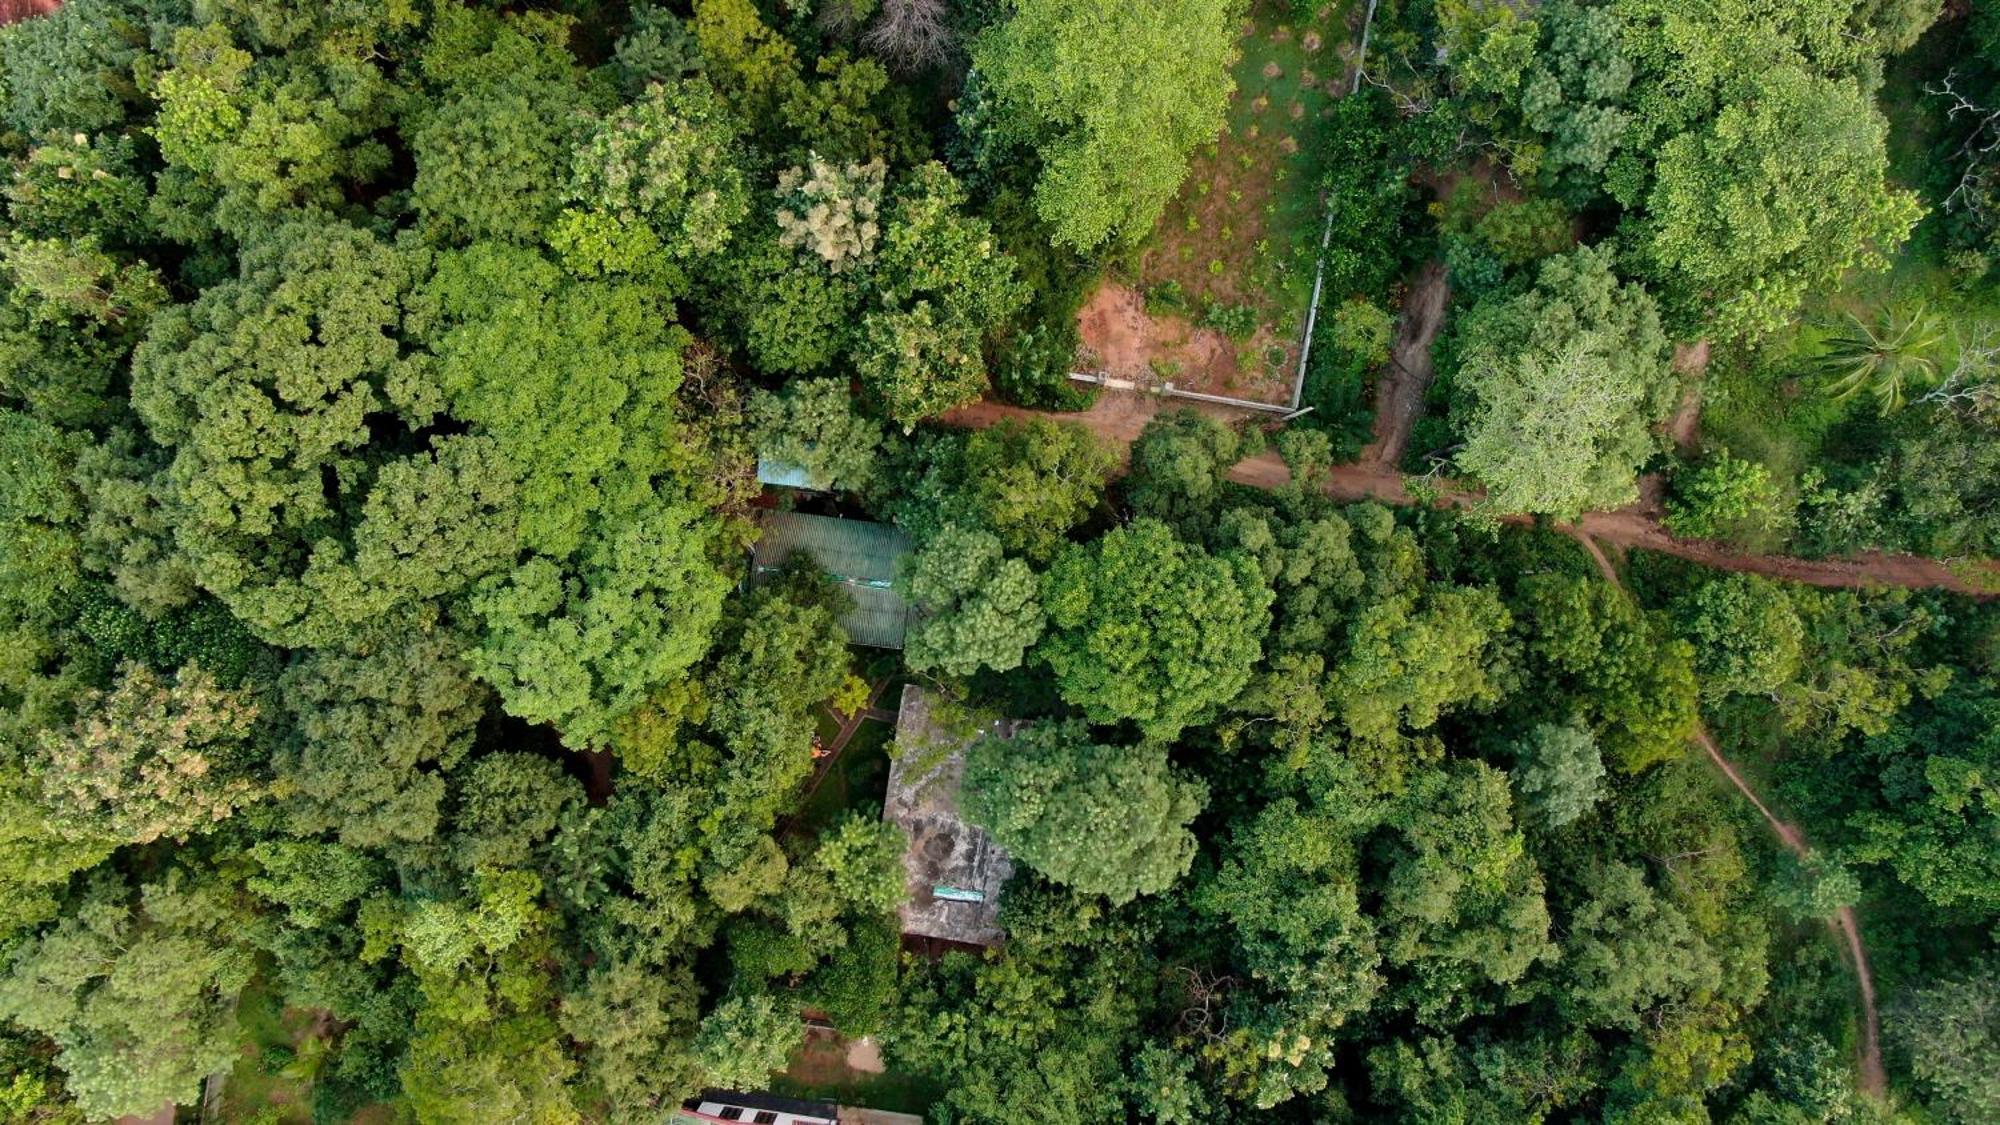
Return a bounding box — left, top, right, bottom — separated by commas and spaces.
1200, 301, 1259, 340
1664, 451, 1784, 540
1143, 279, 1190, 317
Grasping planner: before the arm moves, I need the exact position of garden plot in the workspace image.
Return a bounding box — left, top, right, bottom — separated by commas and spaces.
1077, 2, 1351, 406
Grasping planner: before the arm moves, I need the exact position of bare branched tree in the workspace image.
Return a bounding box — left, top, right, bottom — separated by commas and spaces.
1927, 69, 2000, 222
864, 0, 951, 73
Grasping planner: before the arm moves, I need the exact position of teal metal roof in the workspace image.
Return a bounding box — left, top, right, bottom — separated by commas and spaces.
755, 456, 828, 491
749, 511, 912, 648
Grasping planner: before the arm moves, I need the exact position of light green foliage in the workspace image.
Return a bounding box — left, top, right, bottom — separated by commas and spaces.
1559, 862, 1722, 1029
1888, 959, 2000, 1123
1511, 719, 1606, 829
1813, 303, 1946, 413
36, 662, 260, 846
0, 871, 256, 1121
561, 960, 702, 1118
853, 300, 982, 431
1642, 66, 1919, 337
971, 0, 1234, 248
897, 419, 1111, 563
1332, 587, 1513, 744
874, 162, 1027, 333
808, 815, 907, 917
1455, 246, 1674, 518
414, 242, 691, 560
1331, 299, 1395, 366
1766, 851, 1861, 924
0, 410, 82, 623
131, 222, 514, 647
245, 840, 384, 931
1514, 574, 1698, 772
749, 378, 885, 494
692, 0, 803, 125
7, 131, 148, 244
468, 497, 731, 750
563, 77, 749, 274
774, 155, 884, 273
1041, 518, 1271, 739
962, 720, 1204, 904
692, 992, 798, 1090
2, 235, 165, 329
274, 613, 487, 849
1664, 451, 1783, 540
902, 525, 1045, 677
1673, 575, 1803, 698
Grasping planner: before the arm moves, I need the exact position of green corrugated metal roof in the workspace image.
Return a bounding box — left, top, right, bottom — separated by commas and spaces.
750, 511, 912, 648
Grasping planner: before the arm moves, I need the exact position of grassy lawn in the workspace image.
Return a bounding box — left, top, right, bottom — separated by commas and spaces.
795, 716, 895, 834
770, 1050, 941, 1117
217, 978, 319, 1124
1086, 0, 1352, 401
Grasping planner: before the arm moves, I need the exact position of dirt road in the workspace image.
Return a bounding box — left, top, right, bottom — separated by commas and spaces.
945, 397, 1999, 596
1362, 261, 1450, 467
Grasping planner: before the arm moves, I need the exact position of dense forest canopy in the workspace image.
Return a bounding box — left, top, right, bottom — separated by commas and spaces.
0, 0, 1995, 1123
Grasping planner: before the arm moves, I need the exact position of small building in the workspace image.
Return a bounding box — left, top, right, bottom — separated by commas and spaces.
883, 686, 1016, 950
749, 510, 912, 649
676, 1090, 922, 1125
756, 457, 830, 492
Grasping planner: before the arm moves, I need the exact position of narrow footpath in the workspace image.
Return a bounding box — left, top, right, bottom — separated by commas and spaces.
1572, 532, 1889, 1100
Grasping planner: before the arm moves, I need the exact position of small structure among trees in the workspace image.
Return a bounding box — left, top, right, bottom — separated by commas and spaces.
750, 511, 912, 648
882, 686, 1016, 949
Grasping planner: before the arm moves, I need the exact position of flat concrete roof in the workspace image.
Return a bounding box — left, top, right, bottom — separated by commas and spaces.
883, 686, 1015, 948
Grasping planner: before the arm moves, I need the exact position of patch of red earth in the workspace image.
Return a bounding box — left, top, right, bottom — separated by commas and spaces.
1666, 340, 1710, 454
1075, 282, 1293, 406
1363, 261, 1451, 467
0, 0, 58, 23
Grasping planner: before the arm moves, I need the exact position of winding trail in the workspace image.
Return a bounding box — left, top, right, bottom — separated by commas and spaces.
1569, 531, 1888, 1100
940, 399, 2000, 596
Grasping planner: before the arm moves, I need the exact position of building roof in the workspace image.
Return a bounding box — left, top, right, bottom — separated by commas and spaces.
749, 511, 912, 649
883, 686, 1016, 948
679, 1089, 839, 1125
756, 457, 829, 492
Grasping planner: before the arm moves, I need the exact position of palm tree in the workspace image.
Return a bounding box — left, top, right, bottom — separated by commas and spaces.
1814, 303, 1947, 413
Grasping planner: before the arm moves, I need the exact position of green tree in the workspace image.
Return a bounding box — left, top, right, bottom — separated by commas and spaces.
1641, 66, 1920, 337
561, 960, 702, 1119
560, 77, 749, 281
1557, 862, 1722, 1029
1511, 719, 1606, 829
273, 613, 489, 849
130, 222, 515, 648
36, 662, 260, 846
808, 815, 907, 917
0, 871, 255, 1121
1672, 574, 1804, 699
692, 992, 798, 1090
962, 720, 1205, 904
852, 301, 982, 431
1040, 518, 1271, 739
748, 377, 885, 494
1332, 587, 1514, 744
1664, 451, 1784, 540
1454, 246, 1675, 517
1888, 959, 2000, 1123
902, 525, 1045, 677
0, 0, 151, 137
970, 0, 1235, 248
1814, 303, 1946, 413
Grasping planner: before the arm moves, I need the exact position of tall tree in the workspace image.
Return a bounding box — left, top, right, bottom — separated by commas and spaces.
962, 720, 1205, 905
1454, 246, 1675, 518
1040, 518, 1271, 739
970, 0, 1235, 248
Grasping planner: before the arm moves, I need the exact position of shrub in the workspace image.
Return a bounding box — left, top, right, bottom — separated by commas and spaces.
1664, 451, 1784, 540
1201, 302, 1259, 340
